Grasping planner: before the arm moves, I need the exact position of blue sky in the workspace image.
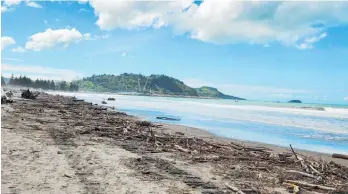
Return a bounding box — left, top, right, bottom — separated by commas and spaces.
1, 1, 348, 104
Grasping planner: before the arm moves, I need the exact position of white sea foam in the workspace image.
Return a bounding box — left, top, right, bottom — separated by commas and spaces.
174, 101, 348, 119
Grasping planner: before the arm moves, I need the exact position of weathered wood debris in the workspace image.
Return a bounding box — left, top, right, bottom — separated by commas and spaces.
21, 89, 39, 99
332, 153, 348, 160
2, 89, 14, 104
7, 92, 348, 193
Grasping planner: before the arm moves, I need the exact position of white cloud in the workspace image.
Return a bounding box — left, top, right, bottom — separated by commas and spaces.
3, 0, 21, 6
1, 36, 16, 51
83, 33, 110, 41
86, 1, 348, 48
12, 46, 27, 53
100, 34, 109, 39
2, 57, 23, 62
344, 96, 348, 101
88, 1, 190, 30
55, 18, 60, 22
1, 64, 84, 81
79, 8, 89, 12
25, 28, 86, 51
296, 32, 327, 50
120, 52, 135, 58
2, 0, 42, 12
83, 33, 92, 40
25, 1, 43, 8
296, 43, 312, 50
1, 6, 10, 13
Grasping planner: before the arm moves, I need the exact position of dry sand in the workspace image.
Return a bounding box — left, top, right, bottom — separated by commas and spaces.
1, 90, 348, 194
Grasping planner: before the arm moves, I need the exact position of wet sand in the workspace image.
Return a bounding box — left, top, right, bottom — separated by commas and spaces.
2, 90, 348, 194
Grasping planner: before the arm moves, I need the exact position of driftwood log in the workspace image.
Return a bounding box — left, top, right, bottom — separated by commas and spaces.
285, 180, 336, 191
332, 153, 348, 160
224, 183, 245, 194
21, 89, 39, 99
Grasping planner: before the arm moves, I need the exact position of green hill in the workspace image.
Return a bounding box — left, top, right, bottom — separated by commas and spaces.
195, 86, 245, 100
75, 73, 245, 100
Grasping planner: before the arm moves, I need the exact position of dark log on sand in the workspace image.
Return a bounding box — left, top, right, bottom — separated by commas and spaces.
332, 153, 348, 160
21, 89, 39, 99
73, 99, 84, 102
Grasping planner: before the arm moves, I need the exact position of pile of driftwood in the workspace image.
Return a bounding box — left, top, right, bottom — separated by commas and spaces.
76, 113, 348, 193
19, 93, 348, 193
1, 90, 14, 104
21, 89, 39, 99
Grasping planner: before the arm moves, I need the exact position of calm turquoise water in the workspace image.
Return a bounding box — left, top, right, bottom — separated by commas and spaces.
50, 92, 348, 154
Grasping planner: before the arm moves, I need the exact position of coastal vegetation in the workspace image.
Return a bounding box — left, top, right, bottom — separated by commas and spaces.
6, 75, 79, 92
195, 86, 243, 100
74, 73, 245, 100
1, 76, 6, 86
3, 73, 245, 100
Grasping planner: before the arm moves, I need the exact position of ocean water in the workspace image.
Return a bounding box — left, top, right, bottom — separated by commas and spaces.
50, 91, 348, 154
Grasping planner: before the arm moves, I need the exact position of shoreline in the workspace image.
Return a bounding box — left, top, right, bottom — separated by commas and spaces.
2, 89, 348, 193
47, 90, 348, 121
94, 101, 348, 159
7, 86, 348, 155
5, 85, 348, 108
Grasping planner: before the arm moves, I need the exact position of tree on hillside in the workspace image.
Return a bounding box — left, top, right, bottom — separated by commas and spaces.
34, 79, 40, 88
1, 76, 6, 86
9, 74, 14, 85
69, 82, 79, 91
50, 81, 56, 90
6, 75, 59, 91
59, 81, 68, 91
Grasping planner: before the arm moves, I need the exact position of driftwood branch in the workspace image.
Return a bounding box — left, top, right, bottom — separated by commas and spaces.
174, 145, 190, 153
285, 180, 336, 191
224, 183, 245, 194
290, 144, 299, 160
286, 170, 318, 179
290, 144, 311, 173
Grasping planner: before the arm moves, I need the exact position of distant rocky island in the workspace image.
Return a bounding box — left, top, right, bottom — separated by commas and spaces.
288, 100, 302, 103
75, 74, 246, 100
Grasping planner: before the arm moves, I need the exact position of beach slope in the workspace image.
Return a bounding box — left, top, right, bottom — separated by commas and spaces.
1, 91, 348, 193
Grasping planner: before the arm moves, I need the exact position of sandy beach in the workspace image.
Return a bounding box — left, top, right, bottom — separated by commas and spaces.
1, 90, 348, 194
